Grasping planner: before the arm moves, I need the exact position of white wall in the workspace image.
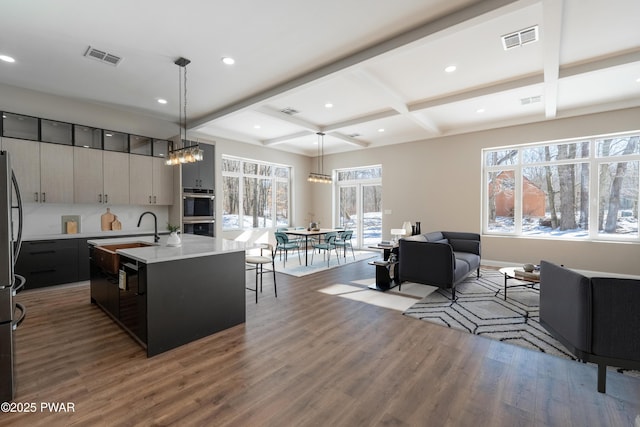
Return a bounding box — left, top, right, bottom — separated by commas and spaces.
315, 107, 640, 276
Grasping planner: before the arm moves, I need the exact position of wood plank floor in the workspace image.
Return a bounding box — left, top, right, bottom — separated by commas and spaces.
6, 260, 640, 426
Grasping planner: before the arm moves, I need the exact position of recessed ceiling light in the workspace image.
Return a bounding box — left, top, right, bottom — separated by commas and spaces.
0, 55, 16, 63
221, 57, 235, 65
157, 98, 168, 104
378, 128, 385, 133
476, 108, 485, 113
636, 77, 640, 83
105, 133, 112, 137
254, 125, 261, 129
444, 65, 457, 73
325, 103, 333, 109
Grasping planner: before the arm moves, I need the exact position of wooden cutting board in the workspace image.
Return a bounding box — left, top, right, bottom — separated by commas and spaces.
66, 221, 78, 234
111, 216, 122, 230
101, 208, 115, 231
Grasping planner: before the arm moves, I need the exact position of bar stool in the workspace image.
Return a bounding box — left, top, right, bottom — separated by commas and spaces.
245, 243, 276, 303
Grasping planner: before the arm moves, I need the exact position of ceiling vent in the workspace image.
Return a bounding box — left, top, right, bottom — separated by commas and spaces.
501, 26, 539, 50
347, 133, 361, 138
520, 95, 542, 105
84, 46, 123, 66
280, 107, 300, 116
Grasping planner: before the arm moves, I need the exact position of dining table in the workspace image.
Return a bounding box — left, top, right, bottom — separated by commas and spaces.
284, 228, 342, 266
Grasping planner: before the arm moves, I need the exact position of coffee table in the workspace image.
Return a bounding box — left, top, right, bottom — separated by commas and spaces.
498, 267, 540, 300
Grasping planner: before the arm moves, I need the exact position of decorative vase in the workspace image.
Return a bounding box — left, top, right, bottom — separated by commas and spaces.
402, 221, 412, 237
415, 221, 421, 235
166, 231, 182, 247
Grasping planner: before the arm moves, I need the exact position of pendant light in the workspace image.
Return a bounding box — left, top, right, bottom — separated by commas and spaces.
308, 132, 332, 183
166, 57, 204, 166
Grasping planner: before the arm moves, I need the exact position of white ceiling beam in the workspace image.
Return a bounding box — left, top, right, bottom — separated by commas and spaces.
262, 130, 315, 146
254, 105, 321, 133
408, 74, 544, 111
189, 0, 525, 130
328, 132, 370, 148
559, 48, 640, 78
541, 0, 564, 119
349, 69, 409, 114
348, 69, 441, 134
323, 109, 398, 132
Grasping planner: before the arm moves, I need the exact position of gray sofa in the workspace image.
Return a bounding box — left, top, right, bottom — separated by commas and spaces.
398, 231, 481, 300
539, 260, 640, 393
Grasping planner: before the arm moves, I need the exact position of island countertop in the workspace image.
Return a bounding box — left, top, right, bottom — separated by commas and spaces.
87, 234, 249, 264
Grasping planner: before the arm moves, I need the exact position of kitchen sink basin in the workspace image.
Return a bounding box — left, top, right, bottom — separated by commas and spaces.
93, 242, 156, 274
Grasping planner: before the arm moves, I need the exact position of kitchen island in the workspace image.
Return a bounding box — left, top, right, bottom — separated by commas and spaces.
88, 234, 247, 357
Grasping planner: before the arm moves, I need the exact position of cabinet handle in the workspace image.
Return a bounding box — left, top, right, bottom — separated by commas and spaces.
98, 194, 102, 203
31, 250, 56, 255
153, 195, 157, 204
34, 192, 39, 202
42, 192, 46, 203
149, 195, 152, 204
104, 194, 108, 203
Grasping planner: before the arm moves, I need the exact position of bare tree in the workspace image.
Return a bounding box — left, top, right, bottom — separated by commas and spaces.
544, 146, 558, 228
604, 138, 638, 232
557, 144, 577, 230
598, 140, 611, 230
579, 143, 589, 229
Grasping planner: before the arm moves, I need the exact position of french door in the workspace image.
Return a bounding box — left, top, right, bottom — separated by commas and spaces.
336, 166, 382, 248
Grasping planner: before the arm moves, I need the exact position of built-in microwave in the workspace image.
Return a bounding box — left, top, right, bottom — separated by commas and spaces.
183, 189, 214, 219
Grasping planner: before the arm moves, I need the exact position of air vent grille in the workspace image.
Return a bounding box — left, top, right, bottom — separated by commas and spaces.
84, 46, 123, 66
520, 95, 542, 105
501, 26, 539, 50
347, 133, 361, 138
280, 107, 300, 115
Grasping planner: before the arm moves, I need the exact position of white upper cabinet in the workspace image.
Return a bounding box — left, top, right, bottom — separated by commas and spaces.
74, 147, 130, 204
130, 155, 173, 205
3, 139, 73, 203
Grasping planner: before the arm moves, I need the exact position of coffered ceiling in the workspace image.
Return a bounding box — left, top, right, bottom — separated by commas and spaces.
0, 0, 639, 156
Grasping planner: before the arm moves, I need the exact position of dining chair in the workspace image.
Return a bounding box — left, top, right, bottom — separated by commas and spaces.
274, 231, 301, 267
311, 231, 340, 267
335, 229, 355, 260
245, 243, 276, 303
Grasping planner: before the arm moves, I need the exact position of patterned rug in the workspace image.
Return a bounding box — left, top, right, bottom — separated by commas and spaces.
403, 269, 640, 381
403, 268, 575, 359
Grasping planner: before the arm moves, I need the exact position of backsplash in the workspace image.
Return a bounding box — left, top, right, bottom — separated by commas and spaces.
19, 203, 169, 237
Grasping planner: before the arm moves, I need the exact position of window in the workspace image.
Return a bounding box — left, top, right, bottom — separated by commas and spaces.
222, 156, 291, 230
335, 165, 382, 247
483, 133, 639, 240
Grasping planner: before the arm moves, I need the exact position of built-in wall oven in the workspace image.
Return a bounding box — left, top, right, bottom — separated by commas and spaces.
182, 189, 215, 237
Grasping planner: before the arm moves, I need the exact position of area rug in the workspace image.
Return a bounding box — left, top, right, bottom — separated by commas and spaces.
318, 280, 435, 312
273, 250, 377, 277
403, 268, 574, 359
403, 269, 640, 380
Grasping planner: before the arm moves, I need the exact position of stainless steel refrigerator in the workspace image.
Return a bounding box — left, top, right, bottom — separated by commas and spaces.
0, 151, 26, 402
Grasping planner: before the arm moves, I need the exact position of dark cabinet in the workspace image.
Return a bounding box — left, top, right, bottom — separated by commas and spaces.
89, 259, 120, 319
118, 259, 147, 344
90, 251, 147, 345
15, 239, 79, 289
182, 143, 214, 189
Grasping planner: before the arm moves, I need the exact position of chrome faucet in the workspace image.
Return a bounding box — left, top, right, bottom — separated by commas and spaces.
137, 211, 159, 243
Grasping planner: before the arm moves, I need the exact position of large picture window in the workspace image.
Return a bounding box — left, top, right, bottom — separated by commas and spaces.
222, 156, 291, 230
483, 133, 639, 240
